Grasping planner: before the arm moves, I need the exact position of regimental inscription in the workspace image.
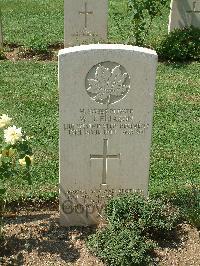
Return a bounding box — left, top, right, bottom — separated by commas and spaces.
63, 108, 149, 136
85, 62, 131, 105
79, 2, 93, 29
90, 139, 120, 185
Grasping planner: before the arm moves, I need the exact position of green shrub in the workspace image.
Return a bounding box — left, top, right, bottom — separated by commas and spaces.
105, 193, 180, 236
87, 193, 180, 265
127, 0, 169, 45
157, 27, 200, 61
87, 227, 155, 266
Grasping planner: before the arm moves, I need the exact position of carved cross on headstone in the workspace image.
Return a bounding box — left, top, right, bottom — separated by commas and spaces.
79, 2, 93, 28
186, 1, 200, 14
90, 139, 120, 185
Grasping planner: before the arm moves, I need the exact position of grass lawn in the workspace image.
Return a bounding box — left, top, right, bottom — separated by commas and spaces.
0, 2, 199, 265
0, 61, 58, 201
1, 0, 170, 49
0, 61, 199, 212
150, 62, 200, 225
0, 0, 199, 228
0, 0, 64, 47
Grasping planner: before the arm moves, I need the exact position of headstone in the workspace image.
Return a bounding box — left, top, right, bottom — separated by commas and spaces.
64, 0, 108, 47
168, 0, 200, 32
59, 44, 158, 226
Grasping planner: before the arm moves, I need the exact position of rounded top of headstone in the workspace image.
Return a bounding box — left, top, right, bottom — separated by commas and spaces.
58, 44, 158, 58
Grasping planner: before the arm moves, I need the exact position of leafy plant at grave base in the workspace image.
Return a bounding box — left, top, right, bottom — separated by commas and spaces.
126, 0, 169, 46
87, 192, 181, 265
105, 193, 181, 235
87, 226, 155, 266
0, 114, 33, 237
157, 27, 200, 61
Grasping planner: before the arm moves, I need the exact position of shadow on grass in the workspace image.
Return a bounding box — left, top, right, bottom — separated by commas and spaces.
161, 61, 195, 69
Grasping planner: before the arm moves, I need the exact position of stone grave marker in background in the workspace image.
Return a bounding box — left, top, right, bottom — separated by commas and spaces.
169, 0, 200, 32
59, 44, 158, 226
64, 0, 108, 47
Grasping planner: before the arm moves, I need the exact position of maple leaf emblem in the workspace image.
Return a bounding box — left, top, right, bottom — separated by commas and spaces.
86, 63, 130, 105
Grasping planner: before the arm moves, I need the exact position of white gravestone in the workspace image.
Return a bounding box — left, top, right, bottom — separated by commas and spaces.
64, 0, 108, 47
169, 0, 200, 32
59, 44, 158, 226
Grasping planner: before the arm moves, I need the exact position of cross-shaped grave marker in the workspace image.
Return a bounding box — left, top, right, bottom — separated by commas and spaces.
64, 0, 108, 47
79, 2, 93, 28
90, 139, 120, 185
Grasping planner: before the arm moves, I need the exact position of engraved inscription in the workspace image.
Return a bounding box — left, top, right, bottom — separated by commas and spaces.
61, 188, 138, 216
72, 28, 98, 38
85, 62, 131, 105
90, 139, 120, 185
63, 108, 149, 136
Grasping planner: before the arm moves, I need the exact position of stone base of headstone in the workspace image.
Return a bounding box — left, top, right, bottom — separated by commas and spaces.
60, 186, 141, 226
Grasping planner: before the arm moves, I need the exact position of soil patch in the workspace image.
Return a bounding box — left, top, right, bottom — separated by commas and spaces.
0, 206, 199, 265
3, 44, 64, 62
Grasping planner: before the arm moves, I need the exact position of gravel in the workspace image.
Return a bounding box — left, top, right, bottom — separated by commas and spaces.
0, 205, 199, 266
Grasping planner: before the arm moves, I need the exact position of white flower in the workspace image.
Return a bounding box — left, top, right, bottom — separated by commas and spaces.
4, 125, 22, 145
0, 114, 12, 128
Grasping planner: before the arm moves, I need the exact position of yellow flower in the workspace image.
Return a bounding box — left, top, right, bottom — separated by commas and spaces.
19, 157, 26, 166
19, 155, 34, 167
1, 148, 15, 157
0, 114, 12, 128
4, 125, 22, 145
2, 149, 9, 156
8, 148, 16, 157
